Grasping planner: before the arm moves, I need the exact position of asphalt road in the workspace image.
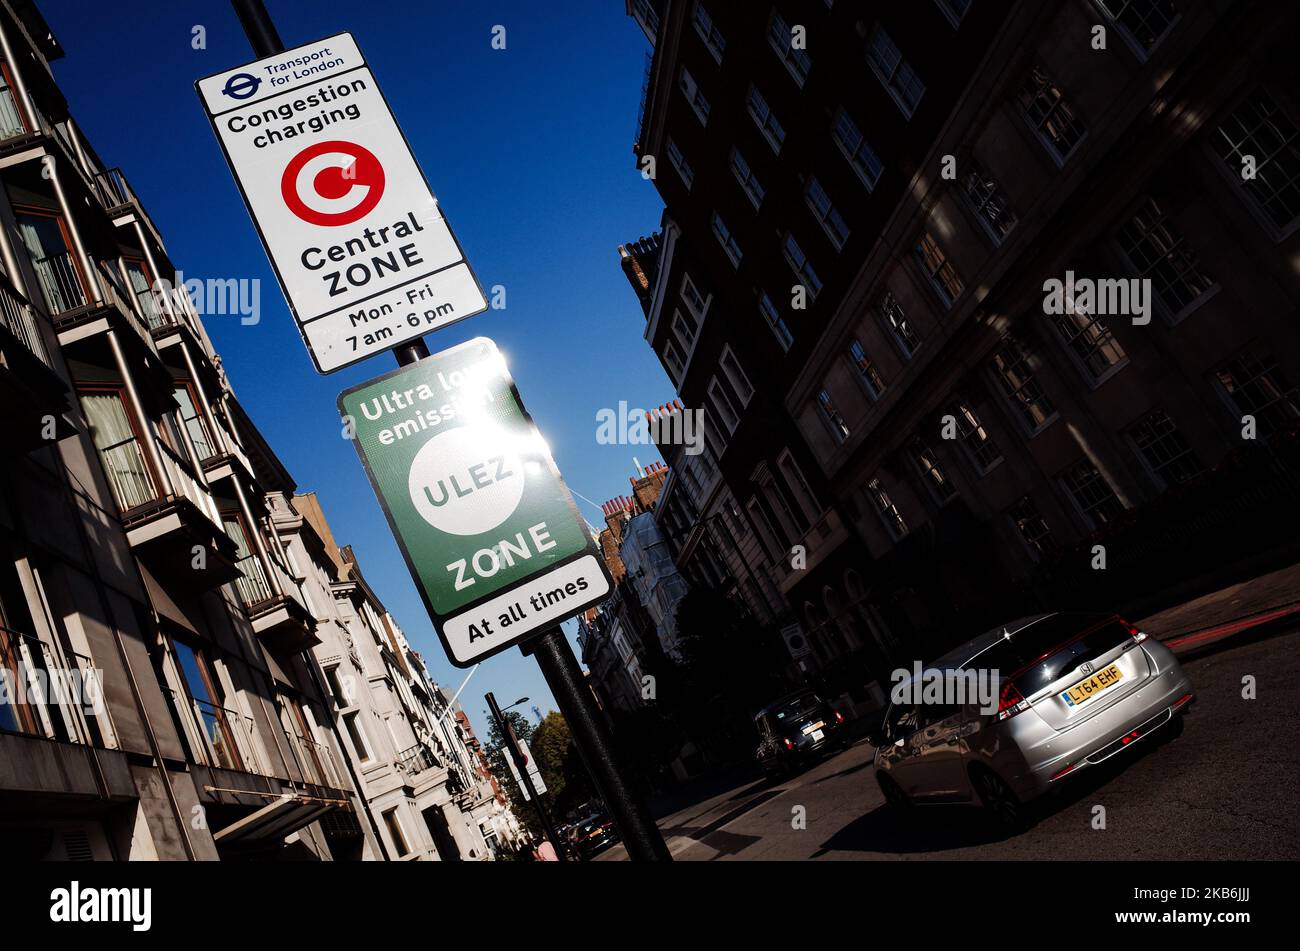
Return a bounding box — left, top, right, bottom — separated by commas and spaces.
595, 626, 1300, 861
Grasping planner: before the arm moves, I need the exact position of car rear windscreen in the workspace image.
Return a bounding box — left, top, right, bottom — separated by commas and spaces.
1008, 617, 1134, 694
773, 696, 824, 723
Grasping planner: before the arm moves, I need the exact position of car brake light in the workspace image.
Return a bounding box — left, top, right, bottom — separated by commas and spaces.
783, 737, 794, 751
1123, 620, 1147, 643
834, 711, 844, 724
1171, 693, 1193, 710
998, 681, 1030, 721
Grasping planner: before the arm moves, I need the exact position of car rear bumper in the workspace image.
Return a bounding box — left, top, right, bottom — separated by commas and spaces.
1012, 664, 1194, 798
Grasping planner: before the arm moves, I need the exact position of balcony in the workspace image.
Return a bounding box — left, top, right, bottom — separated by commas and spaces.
282, 729, 346, 790
235, 549, 319, 655
0, 270, 69, 451
51, 259, 158, 358
772, 508, 852, 596
170, 689, 262, 776
95, 167, 166, 255
396, 742, 447, 794
101, 434, 240, 589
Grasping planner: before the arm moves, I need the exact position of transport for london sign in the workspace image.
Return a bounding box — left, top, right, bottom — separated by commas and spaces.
339, 338, 611, 666
197, 33, 487, 373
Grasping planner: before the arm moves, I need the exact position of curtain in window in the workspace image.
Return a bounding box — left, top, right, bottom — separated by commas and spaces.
0, 73, 25, 138
79, 391, 154, 511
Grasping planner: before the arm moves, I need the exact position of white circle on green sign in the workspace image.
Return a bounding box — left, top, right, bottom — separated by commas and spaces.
408, 425, 525, 535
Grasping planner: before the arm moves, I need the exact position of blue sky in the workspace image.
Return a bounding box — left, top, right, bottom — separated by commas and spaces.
41, 0, 670, 739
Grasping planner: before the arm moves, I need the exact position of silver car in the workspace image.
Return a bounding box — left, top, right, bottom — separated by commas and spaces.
872, 613, 1194, 828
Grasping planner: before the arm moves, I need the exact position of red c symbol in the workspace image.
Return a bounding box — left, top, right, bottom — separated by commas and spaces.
281, 140, 385, 226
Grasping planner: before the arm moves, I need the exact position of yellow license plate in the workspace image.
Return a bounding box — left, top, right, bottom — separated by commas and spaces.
1062, 664, 1123, 707
802, 720, 825, 734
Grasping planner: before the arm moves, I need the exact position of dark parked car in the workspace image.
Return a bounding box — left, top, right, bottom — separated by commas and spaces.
754, 690, 848, 778
569, 812, 618, 858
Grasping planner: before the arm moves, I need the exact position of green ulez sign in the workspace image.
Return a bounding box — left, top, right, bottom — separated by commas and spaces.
339, 337, 610, 666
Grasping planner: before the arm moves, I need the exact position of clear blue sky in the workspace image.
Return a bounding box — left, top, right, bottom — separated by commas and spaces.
41, 0, 670, 740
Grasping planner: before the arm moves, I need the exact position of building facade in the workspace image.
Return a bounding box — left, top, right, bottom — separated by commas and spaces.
622, 1, 1300, 690
0, 0, 521, 861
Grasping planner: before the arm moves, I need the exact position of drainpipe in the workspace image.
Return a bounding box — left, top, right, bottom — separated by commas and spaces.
229, 473, 280, 598
178, 340, 232, 456
106, 328, 172, 498
47, 162, 101, 300
0, 15, 37, 133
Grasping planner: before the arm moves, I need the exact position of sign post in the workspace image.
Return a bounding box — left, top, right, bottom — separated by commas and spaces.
338, 337, 612, 665
197, 27, 486, 373
220, 0, 670, 861
486, 692, 565, 861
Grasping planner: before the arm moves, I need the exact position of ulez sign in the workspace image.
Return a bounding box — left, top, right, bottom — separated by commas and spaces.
197, 32, 487, 373
339, 338, 611, 666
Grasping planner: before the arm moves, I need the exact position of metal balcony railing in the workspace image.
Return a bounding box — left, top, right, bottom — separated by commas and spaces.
0, 82, 25, 140
396, 742, 439, 778
95, 167, 137, 210
31, 249, 86, 315
232, 550, 274, 609
171, 689, 260, 775
0, 269, 51, 367
97, 434, 156, 513
1, 625, 109, 748
284, 730, 344, 788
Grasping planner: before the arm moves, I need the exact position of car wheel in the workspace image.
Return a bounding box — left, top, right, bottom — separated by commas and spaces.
877, 772, 912, 812
971, 766, 1025, 832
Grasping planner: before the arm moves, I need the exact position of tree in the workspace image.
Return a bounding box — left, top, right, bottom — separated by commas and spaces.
530, 711, 593, 819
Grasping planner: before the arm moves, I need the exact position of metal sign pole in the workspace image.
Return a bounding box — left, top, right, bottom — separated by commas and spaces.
486, 692, 567, 861
523, 628, 671, 861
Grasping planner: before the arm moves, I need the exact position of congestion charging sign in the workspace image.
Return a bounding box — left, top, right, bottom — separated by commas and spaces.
196, 32, 487, 373
339, 338, 612, 666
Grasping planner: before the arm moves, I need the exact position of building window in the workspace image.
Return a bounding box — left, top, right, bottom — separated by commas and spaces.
876, 290, 919, 359
708, 377, 742, 434
173, 385, 216, 460
747, 85, 786, 153
817, 389, 850, 443
805, 178, 851, 250
1213, 349, 1299, 435
914, 232, 964, 305
670, 309, 699, 355
866, 24, 925, 118
16, 210, 87, 314
680, 272, 709, 320
832, 108, 883, 190
343, 710, 371, 763
782, 234, 822, 298
778, 451, 822, 523
959, 159, 1017, 243
1049, 305, 1127, 384
712, 213, 742, 267
730, 147, 765, 209
692, 2, 726, 63
759, 292, 794, 350
1212, 88, 1300, 236
867, 477, 907, 540
848, 338, 886, 399
1096, 0, 1178, 56
78, 389, 155, 513
1059, 459, 1126, 530
767, 9, 811, 87
1115, 197, 1215, 322
662, 337, 686, 378
990, 335, 1057, 433
1008, 495, 1057, 561
719, 345, 754, 406
1127, 410, 1204, 488
666, 138, 694, 189
325, 667, 351, 707
934, 0, 973, 28
909, 436, 956, 504
679, 67, 710, 126
383, 808, 411, 857
1017, 67, 1086, 164
948, 398, 1002, 474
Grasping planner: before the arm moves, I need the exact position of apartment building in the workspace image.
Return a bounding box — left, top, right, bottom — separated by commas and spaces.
622, 1, 1300, 683
578, 463, 682, 713
292, 492, 513, 861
